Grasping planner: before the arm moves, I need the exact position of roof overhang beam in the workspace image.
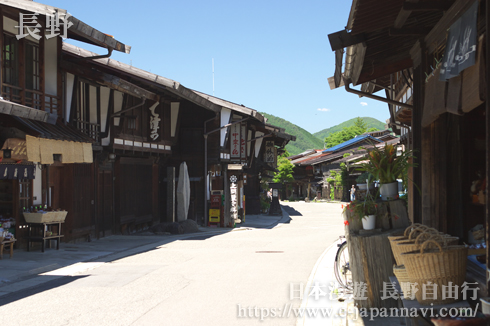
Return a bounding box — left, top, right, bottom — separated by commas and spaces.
328, 30, 365, 51
61, 60, 158, 101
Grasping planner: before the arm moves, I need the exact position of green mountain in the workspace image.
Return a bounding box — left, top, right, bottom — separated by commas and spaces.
313, 117, 386, 141
261, 113, 324, 155
260, 114, 387, 156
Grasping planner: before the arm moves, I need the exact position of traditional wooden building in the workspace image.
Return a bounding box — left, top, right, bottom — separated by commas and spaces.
289, 134, 397, 201
0, 0, 131, 245
0, 0, 295, 249
328, 0, 489, 296
61, 43, 295, 231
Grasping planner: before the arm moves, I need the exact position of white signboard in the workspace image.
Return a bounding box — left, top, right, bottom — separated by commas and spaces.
230, 175, 238, 220
149, 103, 161, 141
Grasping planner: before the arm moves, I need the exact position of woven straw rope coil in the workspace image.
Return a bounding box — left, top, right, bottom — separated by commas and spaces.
401, 240, 467, 305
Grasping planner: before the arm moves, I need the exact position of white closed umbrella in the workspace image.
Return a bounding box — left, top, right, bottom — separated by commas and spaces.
176, 162, 190, 221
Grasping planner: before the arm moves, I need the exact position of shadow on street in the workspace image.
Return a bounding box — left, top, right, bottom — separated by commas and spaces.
281, 204, 303, 216
0, 275, 89, 307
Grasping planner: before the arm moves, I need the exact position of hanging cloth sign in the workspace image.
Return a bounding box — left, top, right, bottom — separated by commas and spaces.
0, 164, 35, 180
230, 123, 241, 159
439, 0, 478, 80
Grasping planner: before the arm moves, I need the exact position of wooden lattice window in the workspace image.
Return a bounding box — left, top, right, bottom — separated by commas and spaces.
2, 33, 20, 103
25, 42, 41, 109
19, 179, 32, 211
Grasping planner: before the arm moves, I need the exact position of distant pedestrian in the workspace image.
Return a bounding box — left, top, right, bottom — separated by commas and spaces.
350, 185, 356, 201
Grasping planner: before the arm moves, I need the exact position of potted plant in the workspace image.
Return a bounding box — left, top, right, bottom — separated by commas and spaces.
343, 193, 379, 230
355, 172, 374, 190
357, 143, 416, 201
260, 196, 270, 213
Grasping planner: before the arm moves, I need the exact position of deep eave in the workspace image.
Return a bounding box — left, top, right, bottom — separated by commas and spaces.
62, 44, 275, 127
0, 0, 131, 53
330, 0, 452, 88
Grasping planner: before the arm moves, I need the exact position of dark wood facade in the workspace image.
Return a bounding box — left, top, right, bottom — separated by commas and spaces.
329, 0, 490, 296
0, 1, 295, 250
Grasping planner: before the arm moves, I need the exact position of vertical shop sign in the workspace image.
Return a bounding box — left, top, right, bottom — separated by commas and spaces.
240, 124, 247, 161
264, 141, 275, 163
230, 123, 240, 159
149, 103, 161, 141
230, 175, 238, 220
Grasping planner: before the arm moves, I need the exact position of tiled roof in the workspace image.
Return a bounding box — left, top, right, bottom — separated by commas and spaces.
323, 135, 382, 153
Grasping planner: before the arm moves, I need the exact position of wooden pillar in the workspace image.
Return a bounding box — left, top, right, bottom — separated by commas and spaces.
57, 37, 62, 118
409, 40, 427, 224
167, 167, 175, 222
224, 166, 231, 227
0, 8, 4, 90
485, 0, 490, 297
152, 163, 159, 223
421, 124, 432, 227
343, 202, 409, 309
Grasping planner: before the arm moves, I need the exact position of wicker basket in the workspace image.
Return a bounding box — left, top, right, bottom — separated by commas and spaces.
392, 232, 439, 266
388, 225, 425, 249
401, 240, 468, 305
390, 228, 441, 265
23, 211, 67, 223
393, 265, 415, 300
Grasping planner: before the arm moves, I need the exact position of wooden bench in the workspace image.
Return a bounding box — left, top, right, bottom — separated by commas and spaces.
0, 239, 16, 259
26, 222, 64, 253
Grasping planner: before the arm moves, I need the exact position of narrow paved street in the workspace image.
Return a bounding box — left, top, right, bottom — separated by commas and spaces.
0, 202, 344, 326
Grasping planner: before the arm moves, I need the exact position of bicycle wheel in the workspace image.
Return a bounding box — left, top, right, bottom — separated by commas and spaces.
334, 241, 352, 290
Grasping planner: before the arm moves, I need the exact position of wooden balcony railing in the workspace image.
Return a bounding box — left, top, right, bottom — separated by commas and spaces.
2, 83, 61, 116
74, 119, 100, 143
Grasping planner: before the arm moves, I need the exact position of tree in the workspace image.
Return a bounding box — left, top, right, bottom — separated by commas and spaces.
324, 117, 379, 149
273, 152, 294, 185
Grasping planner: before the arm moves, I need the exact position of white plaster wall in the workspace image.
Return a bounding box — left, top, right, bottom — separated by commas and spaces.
44, 37, 57, 96
3, 17, 39, 43
220, 108, 231, 147
171, 102, 180, 137
65, 73, 75, 123
89, 85, 97, 124
102, 129, 110, 146
33, 165, 42, 206
100, 87, 110, 132
113, 91, 123, 126
254, 132, 264, 158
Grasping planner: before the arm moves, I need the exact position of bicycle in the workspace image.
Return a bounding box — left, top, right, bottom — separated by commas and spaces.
334, 235, 353, 290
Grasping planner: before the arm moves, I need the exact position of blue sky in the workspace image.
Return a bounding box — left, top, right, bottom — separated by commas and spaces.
48, 0, 389, 134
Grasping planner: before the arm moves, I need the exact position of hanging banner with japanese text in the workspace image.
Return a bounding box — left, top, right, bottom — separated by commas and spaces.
230, 123, 240, 159
439, 0, 478, 80
240, 124, 247, 160
264, 141, 275, 164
